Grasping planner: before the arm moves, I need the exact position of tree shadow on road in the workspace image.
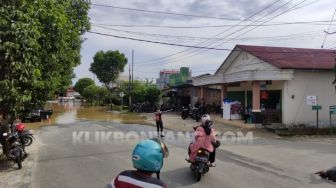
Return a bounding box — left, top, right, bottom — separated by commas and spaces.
161, 166, 199, 187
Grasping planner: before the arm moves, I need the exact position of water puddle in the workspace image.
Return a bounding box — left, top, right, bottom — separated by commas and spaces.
25, 100, 147, 129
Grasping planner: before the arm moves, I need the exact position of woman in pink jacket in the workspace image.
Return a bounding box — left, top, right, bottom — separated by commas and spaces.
188, 114, 217, 166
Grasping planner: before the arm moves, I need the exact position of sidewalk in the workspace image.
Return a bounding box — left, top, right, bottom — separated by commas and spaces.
143, 112, 278, 139
0, 131, 41, 188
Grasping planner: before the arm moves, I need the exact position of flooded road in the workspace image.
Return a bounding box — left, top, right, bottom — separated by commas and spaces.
25, 101, 147, 129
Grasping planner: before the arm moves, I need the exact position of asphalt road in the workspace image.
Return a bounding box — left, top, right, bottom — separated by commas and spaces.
32, 120, 336, 188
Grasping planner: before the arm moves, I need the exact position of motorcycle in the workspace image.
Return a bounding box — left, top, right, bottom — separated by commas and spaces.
2, 132, 26, 169
190, 148, 211, 181
187, 128, 221, 181
181, 106, 190, 119
190, 107, 203, 122
14, 123, 34, 146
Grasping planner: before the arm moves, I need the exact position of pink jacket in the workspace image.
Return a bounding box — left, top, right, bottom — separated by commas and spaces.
189, 126, 216, 162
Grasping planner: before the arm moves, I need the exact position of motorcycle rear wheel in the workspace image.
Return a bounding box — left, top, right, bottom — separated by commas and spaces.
24, 136, 33, 146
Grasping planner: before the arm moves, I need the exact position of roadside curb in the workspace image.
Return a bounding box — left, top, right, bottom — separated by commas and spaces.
0, 130, 41, 188
23, 130, 41, 188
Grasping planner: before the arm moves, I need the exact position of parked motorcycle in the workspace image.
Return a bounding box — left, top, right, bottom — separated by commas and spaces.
181, 106, 190, 119
130, 102, 155, 113
14, 123, 34, 146
185, 106, 203, 122
2, 132, 26, 169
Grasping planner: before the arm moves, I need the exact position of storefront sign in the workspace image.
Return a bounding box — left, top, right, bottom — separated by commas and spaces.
307, 96, 317, 105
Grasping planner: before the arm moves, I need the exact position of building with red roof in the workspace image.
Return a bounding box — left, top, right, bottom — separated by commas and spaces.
193, 45, 336, 126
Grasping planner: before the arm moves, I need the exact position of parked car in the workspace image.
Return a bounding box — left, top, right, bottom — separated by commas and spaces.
21, 109, 53, 123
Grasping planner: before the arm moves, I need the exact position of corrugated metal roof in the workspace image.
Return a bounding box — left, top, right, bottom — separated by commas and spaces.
237, 45, 336, 70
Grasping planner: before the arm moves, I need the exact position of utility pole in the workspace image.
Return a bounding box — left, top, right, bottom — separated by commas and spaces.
132, 50, 134, 92
128, 64, 131, 107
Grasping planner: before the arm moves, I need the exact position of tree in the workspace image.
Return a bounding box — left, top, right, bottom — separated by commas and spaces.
97, 86, 108, 105
130, 80, 161, 105
0, 1, 90, 122
82, 85, 99, 106
90, 50, 128, 109
74, 78, 95, 96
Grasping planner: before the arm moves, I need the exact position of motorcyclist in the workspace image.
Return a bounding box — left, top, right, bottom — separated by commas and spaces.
106, 138, 169, 188
188, 114, 217, 166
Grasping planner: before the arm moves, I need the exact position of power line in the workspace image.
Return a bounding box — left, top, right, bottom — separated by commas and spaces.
88, 1, 328, 69
91, 3, 244, 21
87, 31, 230, 50
135, 0, 282, 65
138, 0, 299, 66
321, 8, 336, 48
91, 3, 253, 21
145, 0, 313, 67
93, 25, 323, 43
139, 0, 323, 67
92, 20, 336, 29
88, 31, 335, 53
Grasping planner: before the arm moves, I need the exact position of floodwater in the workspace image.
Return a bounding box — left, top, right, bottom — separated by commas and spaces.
25, 100, 147, 129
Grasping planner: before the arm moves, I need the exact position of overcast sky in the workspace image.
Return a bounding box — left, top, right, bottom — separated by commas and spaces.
74, 0, 336, 85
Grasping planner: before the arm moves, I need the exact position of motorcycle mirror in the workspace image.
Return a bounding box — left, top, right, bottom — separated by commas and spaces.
151, 138, 169, 158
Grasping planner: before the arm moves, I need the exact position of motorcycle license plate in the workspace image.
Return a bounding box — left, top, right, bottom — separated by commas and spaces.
195, 156, 208, 163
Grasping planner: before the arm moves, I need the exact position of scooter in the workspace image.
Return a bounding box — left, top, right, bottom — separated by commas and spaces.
189, 148, 211, 181
187, 135, 221, 181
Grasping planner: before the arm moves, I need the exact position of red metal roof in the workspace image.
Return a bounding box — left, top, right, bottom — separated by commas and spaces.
237, 45, 336, 70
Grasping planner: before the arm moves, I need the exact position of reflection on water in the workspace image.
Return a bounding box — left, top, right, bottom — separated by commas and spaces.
25, 101, 146, 129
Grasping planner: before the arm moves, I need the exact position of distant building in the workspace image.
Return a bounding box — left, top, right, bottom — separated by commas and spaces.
66, 87, 80, 98
156, 69, 179, 89
156, 67, 191, 89
115, 74, 130, 91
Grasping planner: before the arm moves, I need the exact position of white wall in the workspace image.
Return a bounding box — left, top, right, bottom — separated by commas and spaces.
225, 52, 278, 74
283, 70, 336, 127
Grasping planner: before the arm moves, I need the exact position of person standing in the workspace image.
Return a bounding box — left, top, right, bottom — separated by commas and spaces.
154, 107, 164, 137
244, 105, 252, 123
